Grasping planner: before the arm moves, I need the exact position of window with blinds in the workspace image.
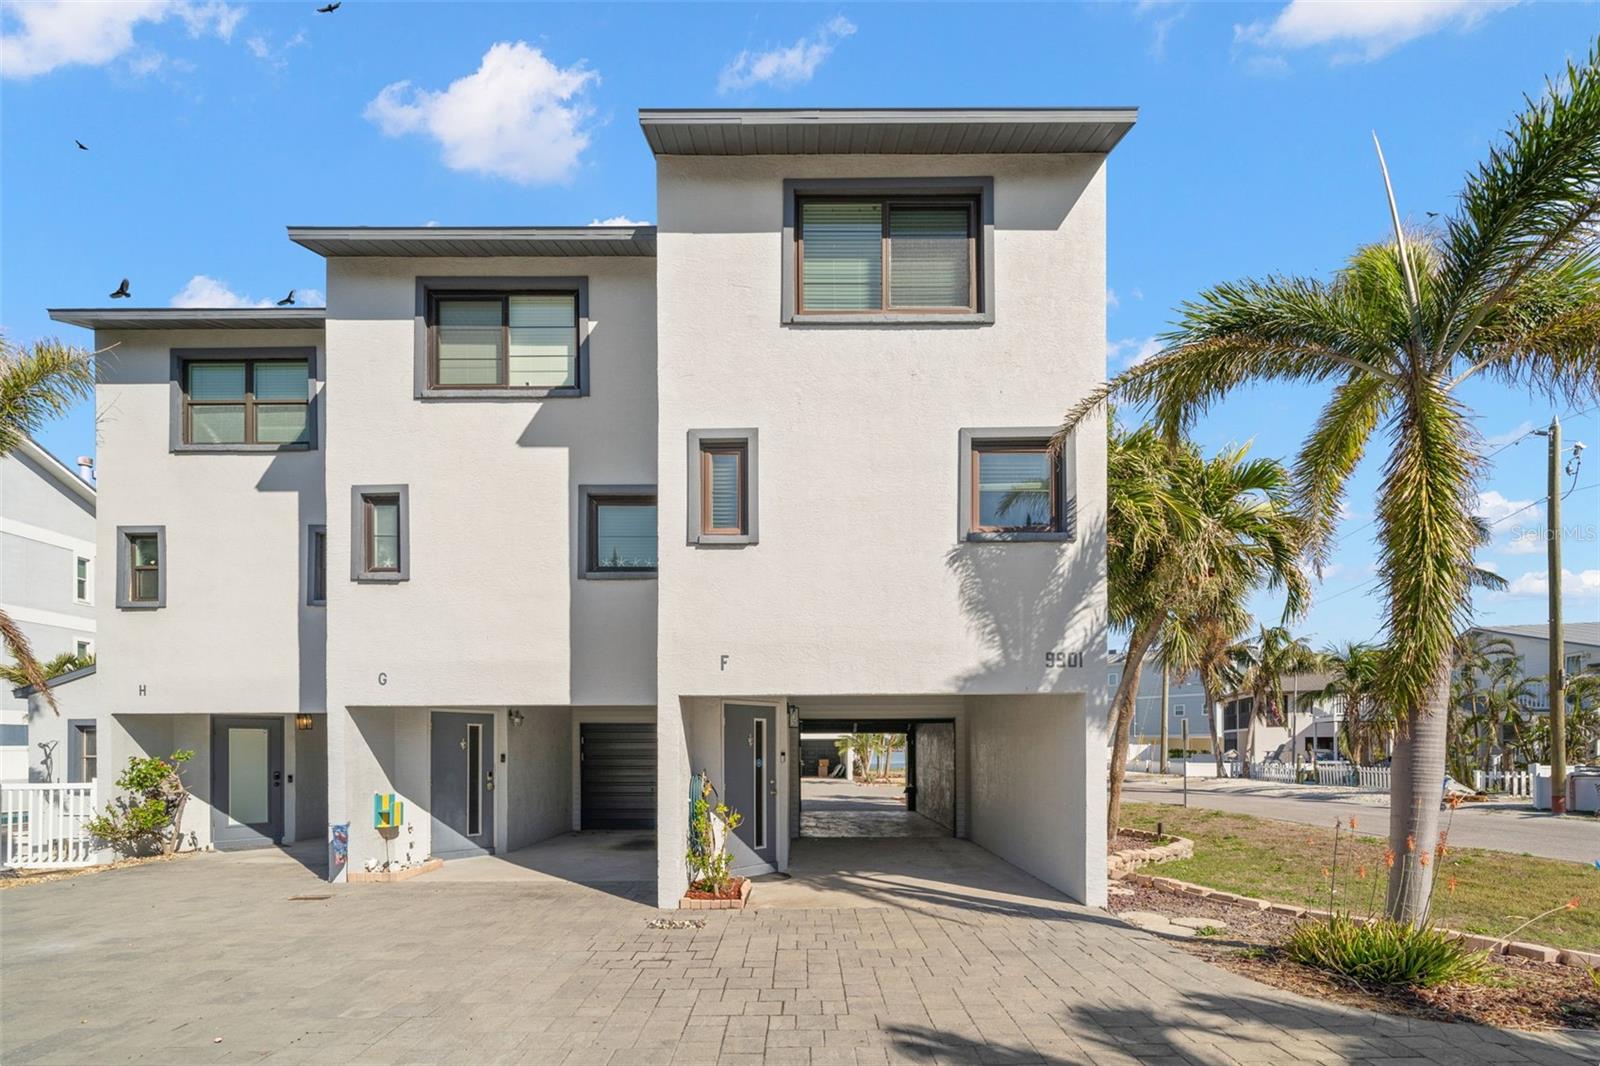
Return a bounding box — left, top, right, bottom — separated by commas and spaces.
971, 442, 1060, 532
588, 496, 658, 573
797, 196, 976, 313
430, 291, 578, 389
700, 443, 747, 535
184, 358, 310, 446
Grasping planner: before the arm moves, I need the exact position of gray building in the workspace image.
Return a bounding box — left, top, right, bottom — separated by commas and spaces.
1109, 653, 1209, 749
0, 437, 96, 781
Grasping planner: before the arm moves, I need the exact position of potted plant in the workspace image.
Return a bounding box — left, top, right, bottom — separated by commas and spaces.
682, 771, 750, 910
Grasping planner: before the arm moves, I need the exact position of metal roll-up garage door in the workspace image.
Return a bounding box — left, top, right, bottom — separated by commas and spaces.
580, 723, 657, 829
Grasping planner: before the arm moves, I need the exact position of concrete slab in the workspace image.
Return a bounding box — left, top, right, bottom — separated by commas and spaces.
426, 829, 655, 896
751, 835, 1077, 913
799, 778, 950, 838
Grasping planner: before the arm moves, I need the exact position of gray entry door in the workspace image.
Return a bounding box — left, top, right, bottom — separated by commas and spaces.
430, 712, 495, 858
211, 717, 285, 849
723, 703, 777, 865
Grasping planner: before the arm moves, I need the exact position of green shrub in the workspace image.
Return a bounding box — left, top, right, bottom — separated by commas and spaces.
685, 772, 743, 895
1285, 915, 1491, 988
85, 750, 193, 855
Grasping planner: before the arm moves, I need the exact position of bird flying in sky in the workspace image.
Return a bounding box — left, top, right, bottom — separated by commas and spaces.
316, 2, 340, 12
109, 278, 130, 299
277, 290, 296, 306
75, 140, 88, 151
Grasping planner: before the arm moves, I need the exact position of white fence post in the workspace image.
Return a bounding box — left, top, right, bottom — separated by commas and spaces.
0, 782, 100, 869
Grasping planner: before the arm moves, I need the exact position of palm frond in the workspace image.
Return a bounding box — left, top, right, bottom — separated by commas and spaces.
0, 336, 95, 457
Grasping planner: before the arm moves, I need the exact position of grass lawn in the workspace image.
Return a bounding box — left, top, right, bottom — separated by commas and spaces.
1121, 803, 1600, 952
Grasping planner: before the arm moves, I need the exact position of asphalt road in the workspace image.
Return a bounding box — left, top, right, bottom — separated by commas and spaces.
1124, 778, 1600, 865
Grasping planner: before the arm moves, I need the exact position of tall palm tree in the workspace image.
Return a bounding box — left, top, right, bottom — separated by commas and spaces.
1461, 653, 1540, 774
1103, 424, 1308, 836
1450, 631, 1517, 779
1234, 625, 1321, 774
1058, 50, 1600, 921
1312, 642, 1389, 766
1, 335, 95, 712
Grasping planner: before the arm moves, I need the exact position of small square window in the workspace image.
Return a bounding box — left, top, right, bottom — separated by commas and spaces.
958, 429, 1075, 543
351, 486, 409, 582
75, 640, 92, 658
585, 493, 658, 576
115, 526, 165, 608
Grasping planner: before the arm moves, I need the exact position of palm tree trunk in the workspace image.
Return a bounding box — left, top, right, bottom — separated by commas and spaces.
1242, 711, 1256, 776
1386, 660, 1450, 925
1207, 686, 1225, 776
1106, 617, 1162, 841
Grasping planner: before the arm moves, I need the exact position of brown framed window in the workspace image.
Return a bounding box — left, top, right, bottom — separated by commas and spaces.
76, 724, 97, 782
699, 443, 748, 535
308, 527, 327, 605
970, 441, 1060, 533
428, 291, 578, 390
184, 358, 310, 446
362, 495, 401, 573
126, 533, 161, 602
587, 495, 658, 574
796, 196, 978, 314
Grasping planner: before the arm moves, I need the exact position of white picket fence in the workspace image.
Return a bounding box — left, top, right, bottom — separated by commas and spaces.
1246, 761, 1299, 783
1472, 768, 1533, 797
0, 782, 100, 869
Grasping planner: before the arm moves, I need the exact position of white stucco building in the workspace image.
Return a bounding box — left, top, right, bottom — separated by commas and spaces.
1, 437, 97, 782
45, 107, 1132, 905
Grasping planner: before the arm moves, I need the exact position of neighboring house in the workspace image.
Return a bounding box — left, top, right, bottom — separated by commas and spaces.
13, 665, 99, 786
1, 437, 96, 781
1107, 653, 1209, 750
1217, 673, 1347, 764
46, 106, 1132, 908
1463, 622, 1600, 713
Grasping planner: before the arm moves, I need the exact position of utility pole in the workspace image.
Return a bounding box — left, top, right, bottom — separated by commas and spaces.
1159, 669, 1170, 775
1546, 416, 1568, 815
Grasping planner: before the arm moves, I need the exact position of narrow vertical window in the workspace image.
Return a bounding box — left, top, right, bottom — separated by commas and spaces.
752, 718, 767, 849
74, 556, 90, 603
78, 725, 97, 782
308, 527, 327, 605
700, 443, 747, 535
127, 534, 160, 602
364, 496, 401, 573
466, 723, 483, 837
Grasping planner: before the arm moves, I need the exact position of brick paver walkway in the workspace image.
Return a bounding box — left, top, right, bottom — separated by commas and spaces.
2, 848, 1596, 1065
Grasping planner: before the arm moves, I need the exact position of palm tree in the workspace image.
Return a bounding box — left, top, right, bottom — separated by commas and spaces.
1312, 642, 1389, 766
1461, 654, 1540, 775
1, 335, 95, 712
1564, 673, 1600, 762
1103, 424, 1308, 836
1058, 50, 1600, 921
1168, 615, 1252, 776
0, 650, 94, 690
1450, 631, 1517, 779
1234, 625, 1321, 774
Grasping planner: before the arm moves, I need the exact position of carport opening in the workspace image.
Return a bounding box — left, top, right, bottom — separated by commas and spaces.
796, 719, 956, 839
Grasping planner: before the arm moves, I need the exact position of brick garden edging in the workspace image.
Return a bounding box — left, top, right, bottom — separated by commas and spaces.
1122, 871, 1600, 970
679, 878, 752, 911
1108, 831, 1195, 880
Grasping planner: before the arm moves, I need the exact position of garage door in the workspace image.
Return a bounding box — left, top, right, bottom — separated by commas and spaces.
580, 723, 656, 829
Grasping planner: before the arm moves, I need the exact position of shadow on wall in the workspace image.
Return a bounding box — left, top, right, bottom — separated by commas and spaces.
943, 514, 1105, 694
256, 450, 326, 717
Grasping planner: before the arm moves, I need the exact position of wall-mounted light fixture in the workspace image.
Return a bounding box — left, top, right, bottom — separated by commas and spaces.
296, 713, 315, 731
787, 704, 800, 729
508, 709, 525, 727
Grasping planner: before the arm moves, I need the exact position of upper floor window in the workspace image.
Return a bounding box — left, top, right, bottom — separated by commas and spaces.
428, 291, 578, 391
958, 428, 1075, 543
586, 493, 658, 577
364, 496, 401, 573
183, 357, 311, 447
797, 197, 977, 314
351, 485, 409, 583
700, 443, 749, 536
115, 525, 165, 609
74, 555, 91, 604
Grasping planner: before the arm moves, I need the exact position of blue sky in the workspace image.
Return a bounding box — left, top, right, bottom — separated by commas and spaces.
2, 0, 1596, 646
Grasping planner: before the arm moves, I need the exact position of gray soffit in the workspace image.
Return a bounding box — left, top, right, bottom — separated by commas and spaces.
48, 308, 326, 330
287, 226, 657, 258
638, 108, 1138, 156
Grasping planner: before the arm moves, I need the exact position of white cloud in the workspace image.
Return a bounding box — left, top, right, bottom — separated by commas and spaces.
589, 215, 650, 227
170, 275, 319, 309
1106, 288, 1120, 311
1484, 420, 1535, 450
1474, 489, 1533, 525
718, 16, 855, 93
1500, 568, 1600, 599
1108, 335, 1163, 369
365, 42, 597, 185
1135, 0, 1188, 59
245, 28, 304, 70
1236, 0, 1518, 64
0, 0, 243, 79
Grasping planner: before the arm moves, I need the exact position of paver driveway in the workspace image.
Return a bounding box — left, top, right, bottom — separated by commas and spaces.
3, 847, 1597, 1065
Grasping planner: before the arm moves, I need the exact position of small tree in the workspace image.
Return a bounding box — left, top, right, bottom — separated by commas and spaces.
685, 771, 743, 894
85, 750, 194, 856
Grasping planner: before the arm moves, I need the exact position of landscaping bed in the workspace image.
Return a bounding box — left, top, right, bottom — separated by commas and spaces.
1107, 880, 1600, 1032
681, 877, 751, 910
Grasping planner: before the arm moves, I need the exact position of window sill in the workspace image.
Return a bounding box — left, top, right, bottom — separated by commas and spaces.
784, 311, 992, 326
116, 602, 163, 611
173, 442, 313, 454
417, 385, 586, 401
581, 570, 658, 581
693, 533, 758, 547
964, 531, 1074, 544
354, 572, 408, 584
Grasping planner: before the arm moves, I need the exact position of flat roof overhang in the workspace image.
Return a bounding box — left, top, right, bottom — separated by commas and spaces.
287, 225, 657, 258
639, 107, 1137, 156
47, 307, 326, 330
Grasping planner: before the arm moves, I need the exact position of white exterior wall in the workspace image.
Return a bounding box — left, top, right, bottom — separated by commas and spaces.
2, 445, 96, 780
320, 256, 657, 875
91, 328, 327, 719
654, 154, 1111, 905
